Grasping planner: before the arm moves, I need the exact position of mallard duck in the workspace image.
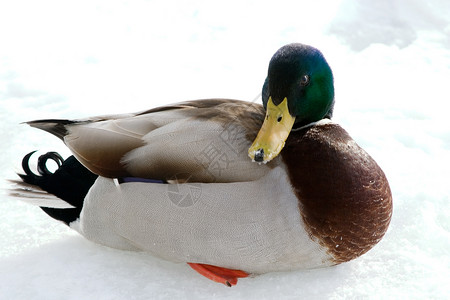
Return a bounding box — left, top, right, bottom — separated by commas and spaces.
12, 43, 392, 286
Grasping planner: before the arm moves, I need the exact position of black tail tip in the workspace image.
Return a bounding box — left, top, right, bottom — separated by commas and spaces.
17, 150, 98, 226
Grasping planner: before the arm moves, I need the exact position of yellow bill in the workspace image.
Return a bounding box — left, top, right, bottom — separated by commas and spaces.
248, 97, 296, 163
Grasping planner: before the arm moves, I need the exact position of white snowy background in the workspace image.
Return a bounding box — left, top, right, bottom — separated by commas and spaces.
1, 0, 449, 299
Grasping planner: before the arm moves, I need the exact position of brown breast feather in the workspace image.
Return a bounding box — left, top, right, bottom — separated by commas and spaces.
282, 123, 393, 264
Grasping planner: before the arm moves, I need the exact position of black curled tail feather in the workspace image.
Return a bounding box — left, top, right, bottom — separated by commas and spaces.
19, 151, 64, 180
19, 151, 98, 225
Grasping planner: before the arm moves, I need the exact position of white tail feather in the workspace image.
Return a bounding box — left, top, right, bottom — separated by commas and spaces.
8, 179, 75, 209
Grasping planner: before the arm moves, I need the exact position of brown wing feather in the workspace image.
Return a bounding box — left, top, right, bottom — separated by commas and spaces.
26, 99, 267, 180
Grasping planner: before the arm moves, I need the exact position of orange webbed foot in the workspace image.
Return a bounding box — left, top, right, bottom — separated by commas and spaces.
187, 263, 249, 286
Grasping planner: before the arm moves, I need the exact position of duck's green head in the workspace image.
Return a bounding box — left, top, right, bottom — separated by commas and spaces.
249, 43, 335, 163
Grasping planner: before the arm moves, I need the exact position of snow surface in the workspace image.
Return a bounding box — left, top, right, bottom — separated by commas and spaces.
1, 0, 450, 299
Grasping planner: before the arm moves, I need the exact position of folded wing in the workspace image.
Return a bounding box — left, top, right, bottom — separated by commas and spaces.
27, 99, 273, 183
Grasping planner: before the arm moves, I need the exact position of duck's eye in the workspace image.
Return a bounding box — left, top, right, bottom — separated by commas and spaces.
277, 116, 282, 122
300, 75, 310, 86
